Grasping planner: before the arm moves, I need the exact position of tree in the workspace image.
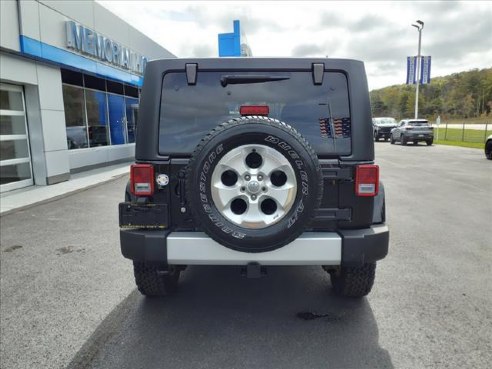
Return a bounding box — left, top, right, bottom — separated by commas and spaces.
370, 68, 492, 119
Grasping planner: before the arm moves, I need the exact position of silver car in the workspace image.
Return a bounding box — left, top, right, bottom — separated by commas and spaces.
390, 119, 434, 146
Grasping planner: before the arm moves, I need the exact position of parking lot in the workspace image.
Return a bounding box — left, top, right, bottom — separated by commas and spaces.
1, 143, 491, 369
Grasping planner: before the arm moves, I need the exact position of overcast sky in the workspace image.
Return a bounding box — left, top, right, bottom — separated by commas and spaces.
98, 0, 492, 90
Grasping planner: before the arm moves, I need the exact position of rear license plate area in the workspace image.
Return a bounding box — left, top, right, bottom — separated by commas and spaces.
119, 202, 168, 228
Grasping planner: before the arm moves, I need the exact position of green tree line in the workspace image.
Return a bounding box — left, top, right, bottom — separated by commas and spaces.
370, 68, 492, 121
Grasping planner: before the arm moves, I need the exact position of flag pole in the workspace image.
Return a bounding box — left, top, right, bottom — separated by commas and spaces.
412, 20, 424, 119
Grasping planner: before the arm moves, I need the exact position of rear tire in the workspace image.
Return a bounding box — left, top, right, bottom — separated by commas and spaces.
133, 262, 181, 297
486, 141, 492, 159
401, 136, 407, 146
329, 263, 376, 297
426, 139, 433, 146
390, 135, 395, 144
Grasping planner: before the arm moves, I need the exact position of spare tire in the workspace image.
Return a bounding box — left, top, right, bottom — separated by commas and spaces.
186, 116, 322, 252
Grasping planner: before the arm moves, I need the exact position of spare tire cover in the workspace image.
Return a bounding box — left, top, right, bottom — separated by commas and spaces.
186, 116, 323, 252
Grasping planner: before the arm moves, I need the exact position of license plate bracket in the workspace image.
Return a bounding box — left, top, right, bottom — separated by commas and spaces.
119, 202, 168, 228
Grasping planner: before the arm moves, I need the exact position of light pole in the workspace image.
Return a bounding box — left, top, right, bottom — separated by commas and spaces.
412, 20, 424, 119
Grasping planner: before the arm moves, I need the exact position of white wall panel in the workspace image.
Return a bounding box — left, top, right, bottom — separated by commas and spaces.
38, 4, 68, 50
44, 149, 70, 177
39, 0, 94, 29
108, 144, 135, 162
40, 110, 67, 152
69, 144, 134, 170
0, 0, 20, 51
69, 147, 109, 169
36, 64, 64, 111
0, 53, 38, 85
18, 0, 41, 40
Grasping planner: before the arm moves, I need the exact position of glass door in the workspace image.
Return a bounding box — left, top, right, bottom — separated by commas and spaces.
108, 94, 126, 145
0, 83, 33, 192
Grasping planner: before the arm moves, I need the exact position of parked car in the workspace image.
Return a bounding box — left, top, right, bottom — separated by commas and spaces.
390, 119, 434, 146
373, 117, 397, 141
485, 135, 492, 160
119, 58, 389, 298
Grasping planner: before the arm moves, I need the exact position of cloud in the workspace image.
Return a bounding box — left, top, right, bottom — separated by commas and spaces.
97, 0, 492, 90
291, 44, 325, 57
189, 44, 215, 58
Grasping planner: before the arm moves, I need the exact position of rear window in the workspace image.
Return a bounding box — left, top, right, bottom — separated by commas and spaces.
159, 71, 351, 156
374, 118, 396, 124
408, 121, 429, 126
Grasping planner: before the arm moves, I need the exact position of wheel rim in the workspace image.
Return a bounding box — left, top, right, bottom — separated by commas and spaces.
210, 144, 297, 229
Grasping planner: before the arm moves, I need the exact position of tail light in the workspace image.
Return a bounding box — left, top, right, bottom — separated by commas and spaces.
355, 165, 379, 197
240, 105, 269, 116
405, 126, 413, 130
130, 164, 154, 196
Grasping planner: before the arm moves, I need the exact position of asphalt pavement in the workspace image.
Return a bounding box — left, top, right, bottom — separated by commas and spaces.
1, 143, 491, 369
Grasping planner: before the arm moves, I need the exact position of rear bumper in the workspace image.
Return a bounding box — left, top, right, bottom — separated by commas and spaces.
120, 225, 389, 266
403, 132, 433, 140
375, 128, 394, 136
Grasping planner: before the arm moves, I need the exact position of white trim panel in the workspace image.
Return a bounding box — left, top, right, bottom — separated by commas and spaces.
0, 158, 31, 166
0, 135, 28, 141
68, 143, 135, 170
167, 232, 342, 266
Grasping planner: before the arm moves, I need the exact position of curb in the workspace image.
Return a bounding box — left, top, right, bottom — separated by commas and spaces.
0, 172, 128, 217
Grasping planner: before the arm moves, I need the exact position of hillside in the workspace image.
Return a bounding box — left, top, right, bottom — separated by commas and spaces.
370, 68, 492, 120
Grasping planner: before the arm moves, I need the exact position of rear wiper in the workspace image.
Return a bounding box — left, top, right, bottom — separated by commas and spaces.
220, 75, 290, 87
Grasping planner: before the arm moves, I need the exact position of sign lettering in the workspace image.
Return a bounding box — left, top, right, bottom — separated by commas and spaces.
66, 21, 147, 75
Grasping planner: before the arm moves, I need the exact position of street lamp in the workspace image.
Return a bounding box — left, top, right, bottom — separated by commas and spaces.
412, 20, 424, 119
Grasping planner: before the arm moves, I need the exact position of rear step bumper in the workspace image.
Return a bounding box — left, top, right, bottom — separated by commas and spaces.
120, 225, 389, 266
166, 232, 341, 265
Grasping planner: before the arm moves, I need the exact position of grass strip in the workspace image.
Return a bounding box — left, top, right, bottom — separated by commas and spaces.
435, 128, 491, 143
434, 140, 484, 149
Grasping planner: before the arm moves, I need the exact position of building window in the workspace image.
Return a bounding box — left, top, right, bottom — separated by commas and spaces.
85, 90, 109, 147
125, 97, 139, 143
61, 70, 139, 150
63, 85, 88, 149
108, 94, 126, 145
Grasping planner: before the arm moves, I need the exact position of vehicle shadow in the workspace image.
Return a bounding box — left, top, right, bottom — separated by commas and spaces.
77, 266, 394, 369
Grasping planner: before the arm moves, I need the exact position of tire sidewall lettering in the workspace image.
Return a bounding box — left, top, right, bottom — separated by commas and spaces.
199, 142, 245, 239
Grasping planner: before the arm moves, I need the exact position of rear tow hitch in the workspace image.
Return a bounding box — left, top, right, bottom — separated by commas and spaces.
241, 263, 267, 278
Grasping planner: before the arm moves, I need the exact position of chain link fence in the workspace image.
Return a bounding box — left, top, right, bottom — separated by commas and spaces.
434, 122, 491, 143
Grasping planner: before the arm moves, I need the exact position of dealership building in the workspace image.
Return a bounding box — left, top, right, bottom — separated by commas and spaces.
0, 0, 175, 192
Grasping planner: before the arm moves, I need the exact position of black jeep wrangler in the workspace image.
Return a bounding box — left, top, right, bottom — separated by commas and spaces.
119, 58, 389, 298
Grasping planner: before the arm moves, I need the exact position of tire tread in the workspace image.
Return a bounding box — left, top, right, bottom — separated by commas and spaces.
133, 262, 180, 297
330, 263, 376, 298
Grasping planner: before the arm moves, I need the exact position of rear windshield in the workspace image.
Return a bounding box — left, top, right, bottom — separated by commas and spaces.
408, 121, 429, 126
374, 118, 396, 124
159, 71, 351, 156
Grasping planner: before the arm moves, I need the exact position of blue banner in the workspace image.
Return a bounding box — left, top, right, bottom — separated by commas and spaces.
406, 56, 417, 85
420, 56, 432, 84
